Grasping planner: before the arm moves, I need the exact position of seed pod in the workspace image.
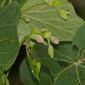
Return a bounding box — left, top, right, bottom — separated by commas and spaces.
48, 45, 54, 58
50, 36, 59, 44
34, 35, 44, 43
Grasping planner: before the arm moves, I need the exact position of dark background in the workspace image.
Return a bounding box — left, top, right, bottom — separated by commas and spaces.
68, 0, 85, 20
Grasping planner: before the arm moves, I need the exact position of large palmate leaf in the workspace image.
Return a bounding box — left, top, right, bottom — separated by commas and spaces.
0, 2, 20, 72
31, 43, 85, 85
73, 24, 85, 49
31, 43, 80, 74
18, 0, 84, 43
31, 44, 62, 76
19, 58, 52, 85
54, 63, 85, 85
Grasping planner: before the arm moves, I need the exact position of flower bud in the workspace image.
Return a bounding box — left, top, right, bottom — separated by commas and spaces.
34, 35, 44, 43
50, 36, 59, 44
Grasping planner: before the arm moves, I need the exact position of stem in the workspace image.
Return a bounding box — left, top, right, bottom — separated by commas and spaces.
75, 65, 82, 85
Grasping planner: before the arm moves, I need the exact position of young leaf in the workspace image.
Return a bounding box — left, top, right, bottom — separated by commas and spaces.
42, 29, 52, 39
53, 0, 62, 7
59, 10, 70, 20
30, 29, 39, 35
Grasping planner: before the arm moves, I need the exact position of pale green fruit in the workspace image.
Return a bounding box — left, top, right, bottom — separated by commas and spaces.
48, 45, 54, 58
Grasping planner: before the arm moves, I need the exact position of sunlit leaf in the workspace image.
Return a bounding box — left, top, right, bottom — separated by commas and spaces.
18, 0, 84, 42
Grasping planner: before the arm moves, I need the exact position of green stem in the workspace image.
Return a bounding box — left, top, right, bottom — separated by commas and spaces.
75, 65, 82, 85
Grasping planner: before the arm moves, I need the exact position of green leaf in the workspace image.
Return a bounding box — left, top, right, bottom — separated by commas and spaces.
30, 28, 39, 35
18, 0, 84, 42
44, 0, 54, 6
42, 29, 52, 39
44, 0, 62, 7
53, 0, 62, 8
31, 44, 62, 76
73, 24, 85, 49
54, 43, 81, 62
17, 19, 31, 43
31, 43, 82, 77
0, 2, 20, 71
54, 63, 85, 85
54, 65, 78, 85
0, 66, 5, 84
31, 43, 85, 85
14, 0, 27, 6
